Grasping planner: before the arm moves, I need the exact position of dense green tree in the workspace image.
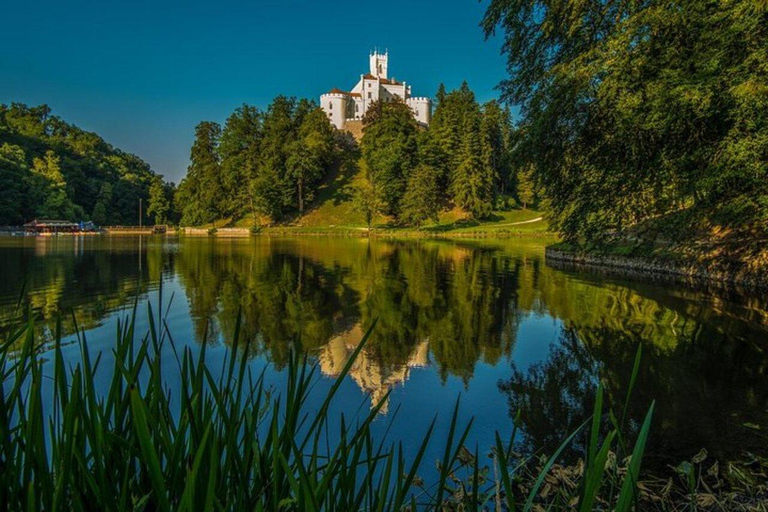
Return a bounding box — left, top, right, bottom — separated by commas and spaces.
451, 116, 494, 219
351, 179, 383, 229
361, 99, 419, 217
219, 105, 262, 218
147, 177, 171, 225
483, 0, 768, 241
286, 108, 335, 213
517, 163, 536, 209
90, 183, 113, 226
429, 82, 478, 176
178, 122, 222, 226
481, 101, 513, 198
400, 164, 441, 228
251, 96, 298, 219
31, 151, 81, 220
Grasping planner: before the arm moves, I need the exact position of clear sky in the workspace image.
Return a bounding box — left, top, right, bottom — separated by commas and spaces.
0, 0, 508, 183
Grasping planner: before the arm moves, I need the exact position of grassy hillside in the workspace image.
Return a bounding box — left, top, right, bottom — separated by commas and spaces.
231, 162, 549, 236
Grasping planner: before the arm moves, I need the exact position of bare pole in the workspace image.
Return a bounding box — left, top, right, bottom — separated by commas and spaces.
139, 198, 143, 228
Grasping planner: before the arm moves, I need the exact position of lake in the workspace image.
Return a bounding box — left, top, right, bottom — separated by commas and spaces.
1, 235, 767, 475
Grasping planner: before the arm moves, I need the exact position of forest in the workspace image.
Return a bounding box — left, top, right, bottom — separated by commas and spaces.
174, 83, 534, 228
0, 103, 173, 226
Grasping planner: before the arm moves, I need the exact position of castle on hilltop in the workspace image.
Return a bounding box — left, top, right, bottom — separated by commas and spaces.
320, 50, 432, 130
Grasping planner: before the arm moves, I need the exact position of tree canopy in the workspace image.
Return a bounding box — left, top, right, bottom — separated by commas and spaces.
483, 0, 768, 241
176, 86, 518, 228
176, 98, 337, 225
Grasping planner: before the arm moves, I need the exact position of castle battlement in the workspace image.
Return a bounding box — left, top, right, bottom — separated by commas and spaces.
320, 51, 432, 130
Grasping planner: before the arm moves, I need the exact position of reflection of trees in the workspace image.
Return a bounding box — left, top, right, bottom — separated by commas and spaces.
498, 329, 600, 459
173, 238, 526, 398
175, 239, 357, 367
499, 263, 768, 468
0, 237, 165, 344
6, 236, 767, 455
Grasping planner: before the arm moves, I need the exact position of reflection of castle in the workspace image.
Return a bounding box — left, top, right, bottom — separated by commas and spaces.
320, 50, 432, 130
318, 323, 429, 414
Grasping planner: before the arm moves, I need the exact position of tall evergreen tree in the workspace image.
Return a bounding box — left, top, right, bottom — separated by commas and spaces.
252, 96, 297, 219
147, 176, 171, 225
481, 101, 513, 198
430, 81, 478, 176
452, 115, 494, 219
286, 108, 335, 213
517, 164, 536, 209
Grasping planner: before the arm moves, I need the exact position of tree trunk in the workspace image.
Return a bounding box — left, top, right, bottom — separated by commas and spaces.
298, 180, 304, 214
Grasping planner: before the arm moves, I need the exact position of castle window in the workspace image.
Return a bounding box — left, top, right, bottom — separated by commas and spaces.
355, 104, 359, 112
367, 92, 371, 99
415, 110, 419, 116
328, 102, 332, 110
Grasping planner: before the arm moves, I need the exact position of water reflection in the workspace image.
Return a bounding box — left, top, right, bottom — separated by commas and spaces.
0, 236, 766, 467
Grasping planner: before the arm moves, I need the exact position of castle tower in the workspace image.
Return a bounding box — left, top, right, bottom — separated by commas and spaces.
369, 50, 388, 79
320, 89, 350, 129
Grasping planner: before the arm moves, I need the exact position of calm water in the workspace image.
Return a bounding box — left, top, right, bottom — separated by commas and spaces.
1, 236, 767, 473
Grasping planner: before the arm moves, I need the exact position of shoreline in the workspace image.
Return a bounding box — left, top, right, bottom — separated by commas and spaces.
546, 246, 768, 291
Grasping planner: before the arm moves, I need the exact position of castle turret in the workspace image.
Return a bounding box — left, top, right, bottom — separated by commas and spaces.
321, 89, 350, 129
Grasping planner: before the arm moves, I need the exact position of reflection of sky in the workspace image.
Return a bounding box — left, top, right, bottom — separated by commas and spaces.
511, 315, 562, 373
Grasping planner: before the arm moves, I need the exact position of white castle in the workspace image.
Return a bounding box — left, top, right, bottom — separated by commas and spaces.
320, 50, 432, 130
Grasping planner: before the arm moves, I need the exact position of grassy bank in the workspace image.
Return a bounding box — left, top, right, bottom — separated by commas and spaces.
193, 209, 550, 238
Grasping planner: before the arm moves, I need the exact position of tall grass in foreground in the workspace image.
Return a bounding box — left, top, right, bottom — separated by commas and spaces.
0, 298, 654, 511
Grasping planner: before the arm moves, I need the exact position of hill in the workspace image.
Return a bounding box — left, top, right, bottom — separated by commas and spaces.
0, 103, 169, 226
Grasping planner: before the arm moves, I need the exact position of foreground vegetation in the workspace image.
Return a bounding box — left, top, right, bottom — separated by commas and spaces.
0, 292, 664, 511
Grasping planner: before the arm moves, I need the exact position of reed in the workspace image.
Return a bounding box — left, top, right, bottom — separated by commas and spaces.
0, 297, 654, 511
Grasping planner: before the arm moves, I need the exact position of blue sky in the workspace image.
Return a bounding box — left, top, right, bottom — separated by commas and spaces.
0, 0, 508, 183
